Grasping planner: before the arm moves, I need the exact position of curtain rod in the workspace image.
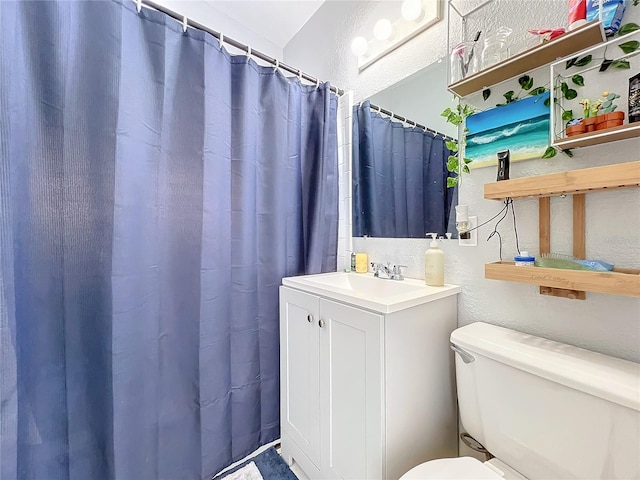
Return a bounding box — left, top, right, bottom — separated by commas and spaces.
367, 102, 456, 143
137, 0, 344, 96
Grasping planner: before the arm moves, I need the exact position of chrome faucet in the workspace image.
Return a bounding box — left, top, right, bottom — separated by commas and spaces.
371, 262, 407, 280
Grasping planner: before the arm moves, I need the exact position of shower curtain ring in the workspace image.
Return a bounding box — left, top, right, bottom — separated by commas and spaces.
316, 77, 320, 88
136, 0, 142, 13
298, 69, 303, 81
218, 33, 224, 50
182, 15, 188, 33
246, 46, 252, 60
273, 59, 279, 72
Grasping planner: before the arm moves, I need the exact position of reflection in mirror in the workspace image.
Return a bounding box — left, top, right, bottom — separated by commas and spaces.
352, 59, 459, 239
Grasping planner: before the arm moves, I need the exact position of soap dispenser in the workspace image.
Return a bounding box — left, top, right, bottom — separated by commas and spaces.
425, 233, 445, 287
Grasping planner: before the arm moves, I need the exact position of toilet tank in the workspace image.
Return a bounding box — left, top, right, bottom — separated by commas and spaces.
451, 322, 640, 480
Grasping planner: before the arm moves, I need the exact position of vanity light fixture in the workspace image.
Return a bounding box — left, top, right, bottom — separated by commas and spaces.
374, 18, 393, 41
352, 0, 442, 71
401, 0, 423, 22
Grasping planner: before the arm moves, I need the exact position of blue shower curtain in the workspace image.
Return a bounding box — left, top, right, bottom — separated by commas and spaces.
352, 101, 455, 238
0, 1, 338, 479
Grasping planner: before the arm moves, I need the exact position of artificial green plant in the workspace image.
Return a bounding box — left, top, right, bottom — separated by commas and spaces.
440, 102, 475, 188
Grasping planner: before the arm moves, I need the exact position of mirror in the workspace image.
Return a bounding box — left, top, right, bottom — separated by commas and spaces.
352, 59, 459, 239
367, 59, 455, 138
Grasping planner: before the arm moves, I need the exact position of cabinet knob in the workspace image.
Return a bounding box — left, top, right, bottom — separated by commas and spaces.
318, 319, 325, 328
307, 314, 313, 323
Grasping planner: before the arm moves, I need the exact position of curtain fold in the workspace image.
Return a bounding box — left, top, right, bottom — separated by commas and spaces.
352, 101, 455, 238
0, 1, 338, 479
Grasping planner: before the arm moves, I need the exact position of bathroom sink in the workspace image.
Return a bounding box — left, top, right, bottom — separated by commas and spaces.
282, 272, 460, 314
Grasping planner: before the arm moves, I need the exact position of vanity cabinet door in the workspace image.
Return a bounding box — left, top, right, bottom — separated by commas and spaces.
280, 287, 321, 471
319, 298, 384, 480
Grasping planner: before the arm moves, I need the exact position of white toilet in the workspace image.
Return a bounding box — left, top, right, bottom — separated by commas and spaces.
401, 322, 640, 480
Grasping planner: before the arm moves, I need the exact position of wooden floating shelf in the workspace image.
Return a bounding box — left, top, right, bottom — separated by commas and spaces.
485, 262, 640, 298
484, 161, 640, 200
553, 123, 640, 149
448, 21, 605, 97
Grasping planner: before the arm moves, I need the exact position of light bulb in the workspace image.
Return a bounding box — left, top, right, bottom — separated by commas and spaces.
351, 36, 368, 56
374, 18, 393, 41
401, 0, 423, 21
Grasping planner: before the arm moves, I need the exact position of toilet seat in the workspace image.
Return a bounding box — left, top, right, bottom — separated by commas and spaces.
400, 457, 527, 480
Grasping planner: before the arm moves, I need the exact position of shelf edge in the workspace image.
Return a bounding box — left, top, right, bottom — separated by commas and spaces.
485, 262, 640, 298
484, 161, 640, 200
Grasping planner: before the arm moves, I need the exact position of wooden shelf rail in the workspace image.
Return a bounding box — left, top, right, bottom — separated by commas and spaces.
484, 161, 640, 200
485, 262, 640, 298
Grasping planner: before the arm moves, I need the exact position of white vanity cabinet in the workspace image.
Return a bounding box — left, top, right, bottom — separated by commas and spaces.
280, 273, 460, 480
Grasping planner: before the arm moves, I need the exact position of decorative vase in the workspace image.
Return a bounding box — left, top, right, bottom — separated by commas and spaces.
584, 117, 598, 132
595, 111, 625, 130
566, 122, 586, 137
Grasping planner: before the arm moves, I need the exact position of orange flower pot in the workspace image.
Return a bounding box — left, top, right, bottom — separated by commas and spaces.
566, 122, 586, 136
584, 117, 598, 132
595, 111, 625, 130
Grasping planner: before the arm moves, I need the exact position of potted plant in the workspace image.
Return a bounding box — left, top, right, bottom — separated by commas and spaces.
566, 118, 586, 136
595, 91, 624, 130
579, 98, 602, 132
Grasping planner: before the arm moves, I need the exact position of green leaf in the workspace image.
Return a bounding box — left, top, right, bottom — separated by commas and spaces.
445, 140, 458, 152
495, 103, 507, 107
599, 59, 613, 72
561, 82, 569, 95
541, 146, 557, 159
463, 157, 473, 164
441, 107, 452, 117
544, 97, 551, 107
462, 104, 475, 117
562, 149, 574, 158
529, 86, 547, 96
565, 89, 578, 100
566, 57, 578, 69
503, 90, 515, 102
447, 155, 458, 173
619, 41, 640, 54
618, 23, 640, 36
462, 165, 470, 174
562, 110, 574, 121
612, 60, 631, 69
574, 55, 592, 67
447, 177, 458, 188
518, 75, 533, 90
482, 88, 491, 101
571, 74, 584, 86
602, 100, 612, 109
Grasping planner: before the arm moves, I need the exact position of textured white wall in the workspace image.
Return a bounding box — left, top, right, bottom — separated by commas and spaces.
285, 1, 640, 362
152, 0, 282, 58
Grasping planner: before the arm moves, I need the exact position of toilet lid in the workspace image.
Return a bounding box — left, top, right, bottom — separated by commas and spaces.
401, 457, 505, 480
